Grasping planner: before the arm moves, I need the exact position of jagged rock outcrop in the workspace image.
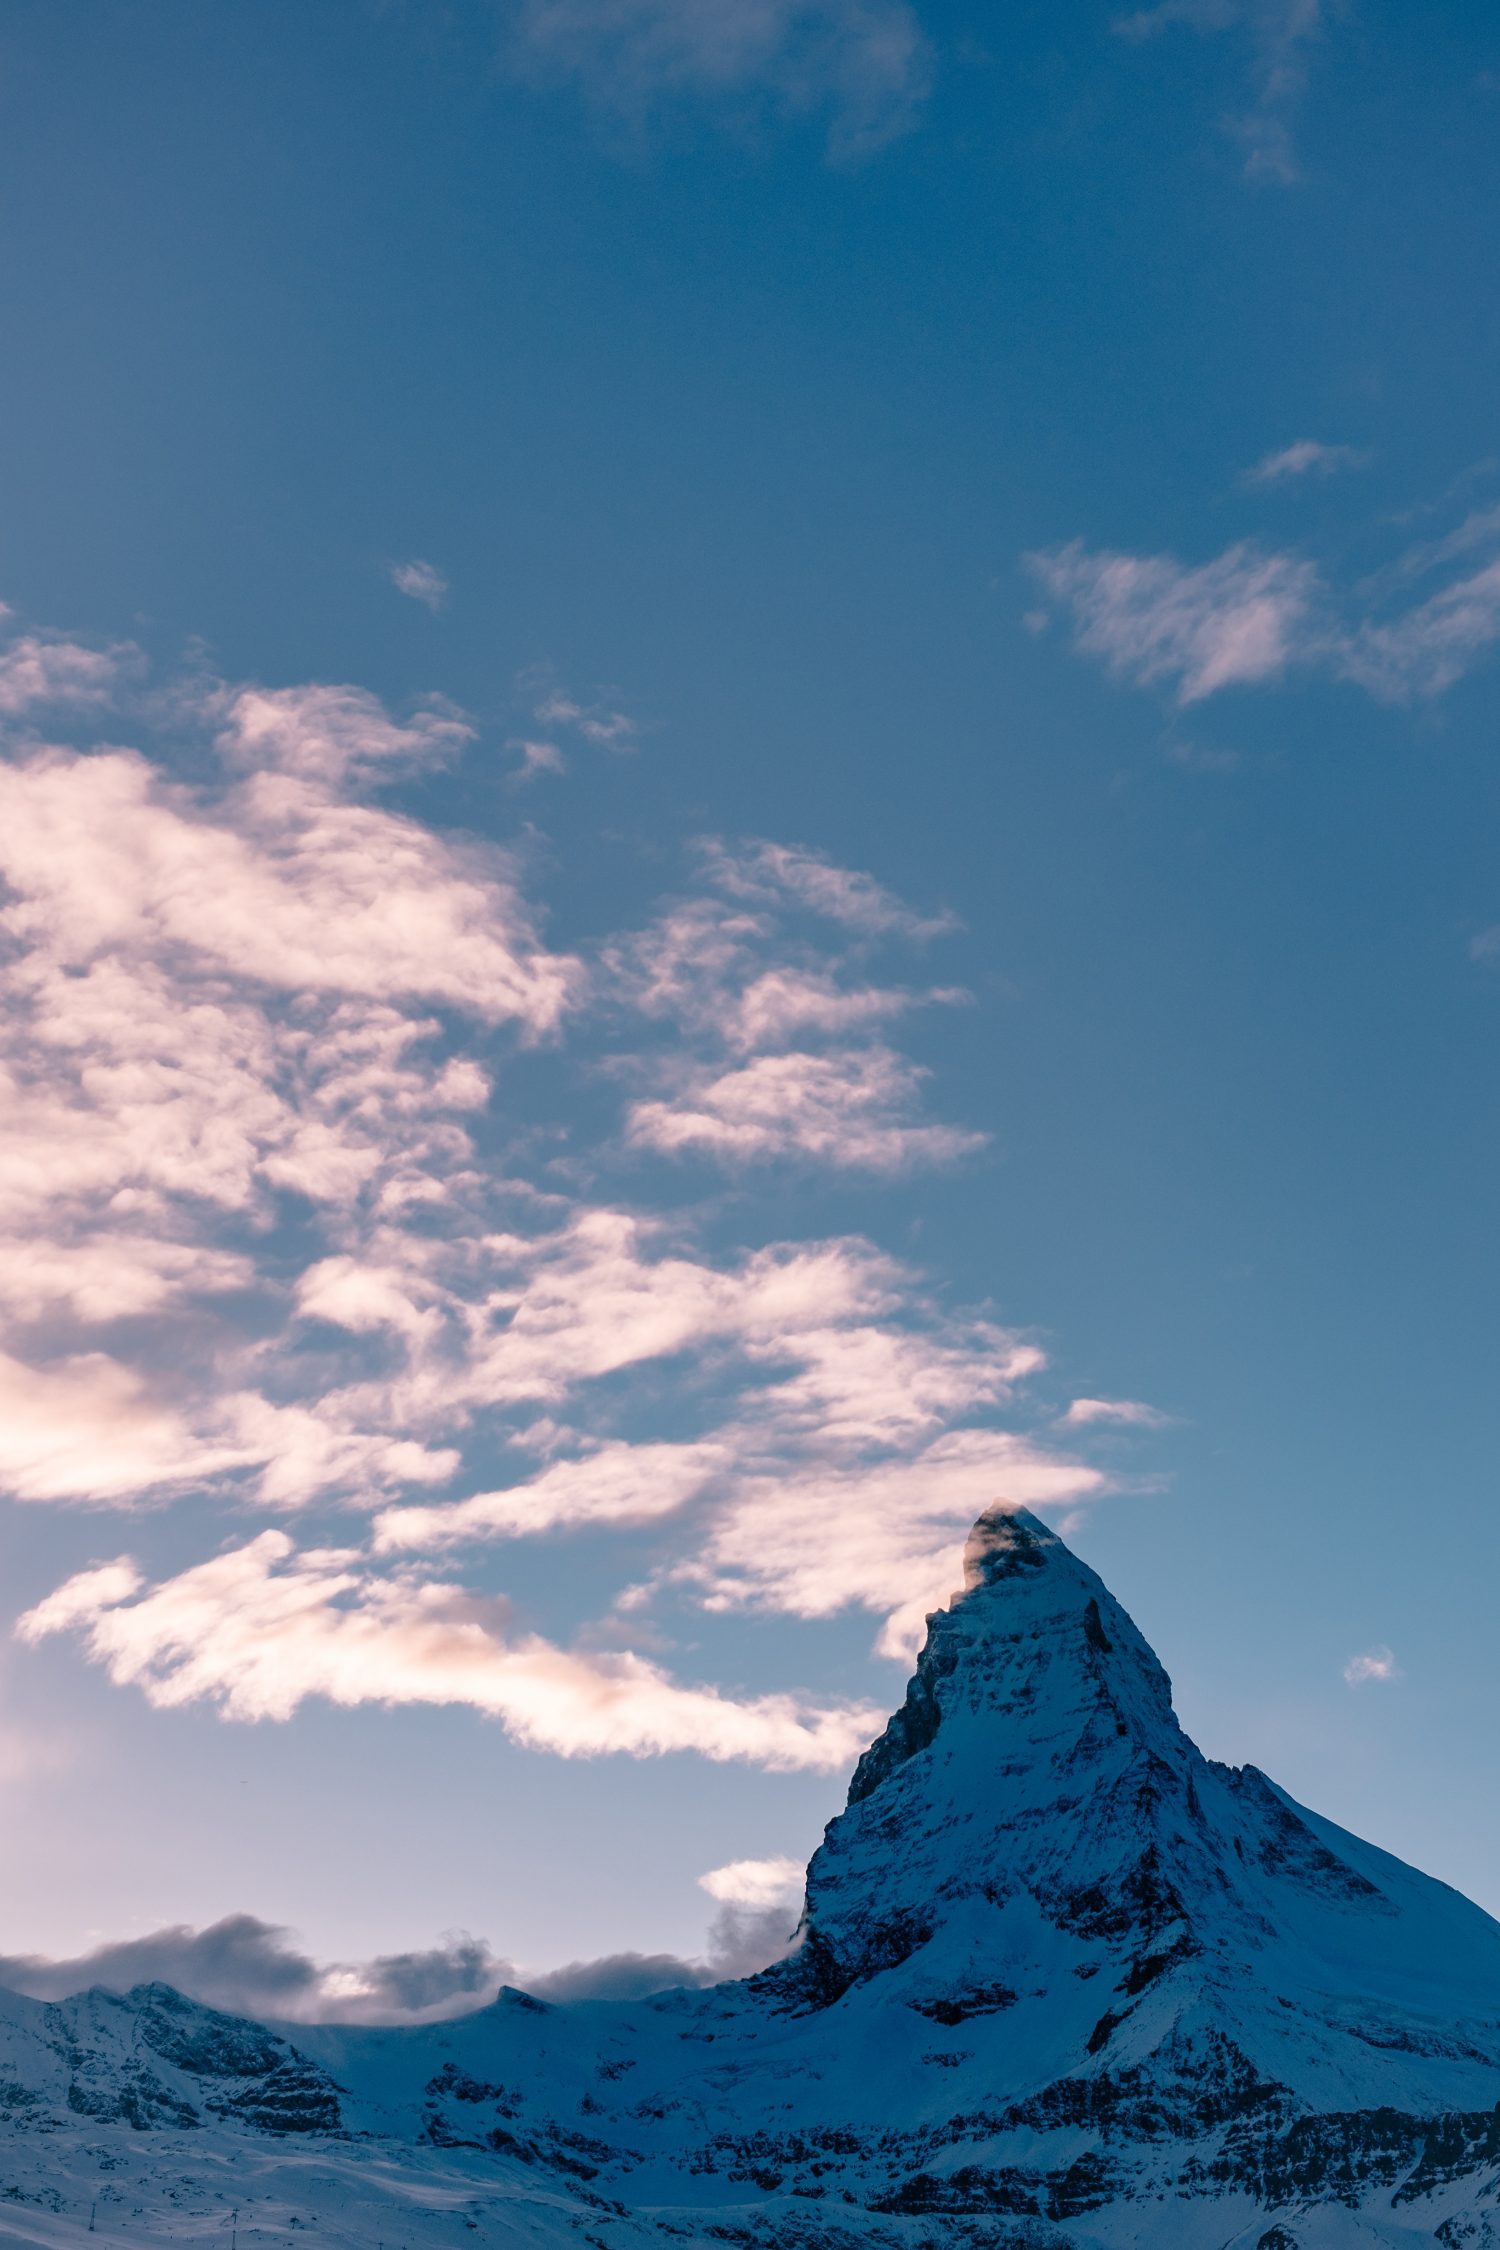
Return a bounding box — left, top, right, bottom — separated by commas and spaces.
2, 1506, 1497, 2248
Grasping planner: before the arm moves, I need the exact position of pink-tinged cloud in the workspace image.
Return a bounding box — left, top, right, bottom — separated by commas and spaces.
0, 633, 133, 716
373, 1440, 725, 1553
19, 1533, 885, 1770
701, 836, 955, 938
627, 1046, 986, 1171
740, 1317, 1044, 1452
0, 610, 1105, 1729
218, 683, 470, 787
1064, 1395, 1169, 1428
687, 1431, 1106, 1660
0, 746, 577, 1023
698, 1856, 803, 1907
0, 1350, 249, 1504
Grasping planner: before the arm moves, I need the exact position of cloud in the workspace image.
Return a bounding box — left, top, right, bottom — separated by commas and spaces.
698, 1854, 804, 1907
604, 859, 974, 1177
1028, 539, 1321, 703
626, 1046, 986, 1171
0, 1895, 800, 2020
1339, 558, 1500, 702
1031, 526, 1500, 706
373, 1439, 725, 1553
1064, 1396, 1169, 1428
533, 687, 637, 752
388, 559, 449, 611
0, 597, 1109, 1771
0, 1351, 248, 1505
1116, 0, 1328, 185
0, 747, 574, 1023
701, 836, 956, 939
522, 1893, 798, 1999
19, 1532, 885, 1770
686, 1435, 1104, 1660
1343, 1644, 1401, 1686
0, 632, 134, 717
1245, 439, 1367, 484
728, 967, 948, 1050
507, 0, 931, 160
1380, 501, 1500, 588
217, 682, 471, 787
0, 1913, 510, 2026
310, 1215, 1030, 1516
0, 683, 578, 1511
507, 736, 568, 782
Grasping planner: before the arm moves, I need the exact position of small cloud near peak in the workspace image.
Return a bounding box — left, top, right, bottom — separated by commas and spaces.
698, 1855, 804, 1908
388, 559, 449, 611
1344, 1645, 1401, 1687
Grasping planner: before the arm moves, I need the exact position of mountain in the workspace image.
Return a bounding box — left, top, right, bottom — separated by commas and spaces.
2, 1506, 1498, 2250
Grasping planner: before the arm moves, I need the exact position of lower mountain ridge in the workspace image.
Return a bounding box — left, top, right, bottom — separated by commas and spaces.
3, 1508, 1498, 2250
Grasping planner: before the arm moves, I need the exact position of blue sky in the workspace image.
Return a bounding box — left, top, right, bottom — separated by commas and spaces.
1, 0, 1499, 2017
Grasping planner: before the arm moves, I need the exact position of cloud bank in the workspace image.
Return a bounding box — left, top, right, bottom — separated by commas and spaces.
0, 1885, 802, 2024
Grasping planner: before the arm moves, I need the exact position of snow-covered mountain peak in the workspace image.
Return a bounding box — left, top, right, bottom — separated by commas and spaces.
3, 1505, 1500, 2248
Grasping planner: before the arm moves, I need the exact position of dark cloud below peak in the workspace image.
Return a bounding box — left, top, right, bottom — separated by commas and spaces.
0, 1903, 798, 2026
0, 1915, 510, 2027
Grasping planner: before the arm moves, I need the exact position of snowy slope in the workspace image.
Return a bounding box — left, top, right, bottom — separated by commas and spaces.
2, 1507, 1498, 2250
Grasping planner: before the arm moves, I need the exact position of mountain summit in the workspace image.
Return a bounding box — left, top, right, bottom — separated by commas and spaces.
3, 1508, 1499, 2248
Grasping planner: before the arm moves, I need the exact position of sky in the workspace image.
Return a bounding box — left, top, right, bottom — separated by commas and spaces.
1, 0, 1499, 2021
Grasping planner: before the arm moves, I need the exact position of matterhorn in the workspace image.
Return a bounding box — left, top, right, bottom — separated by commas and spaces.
3, 1507, 1498, 2249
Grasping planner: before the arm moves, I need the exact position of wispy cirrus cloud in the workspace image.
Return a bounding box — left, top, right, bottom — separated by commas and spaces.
1245, 438, 1368, 484
1027, 539, 1320, 704
1339, 558, 1500, 701
507, 0, 932, 160
1030, 507, 1500, 707
700, 835, 957, 939
1116, 0, 1330, 185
